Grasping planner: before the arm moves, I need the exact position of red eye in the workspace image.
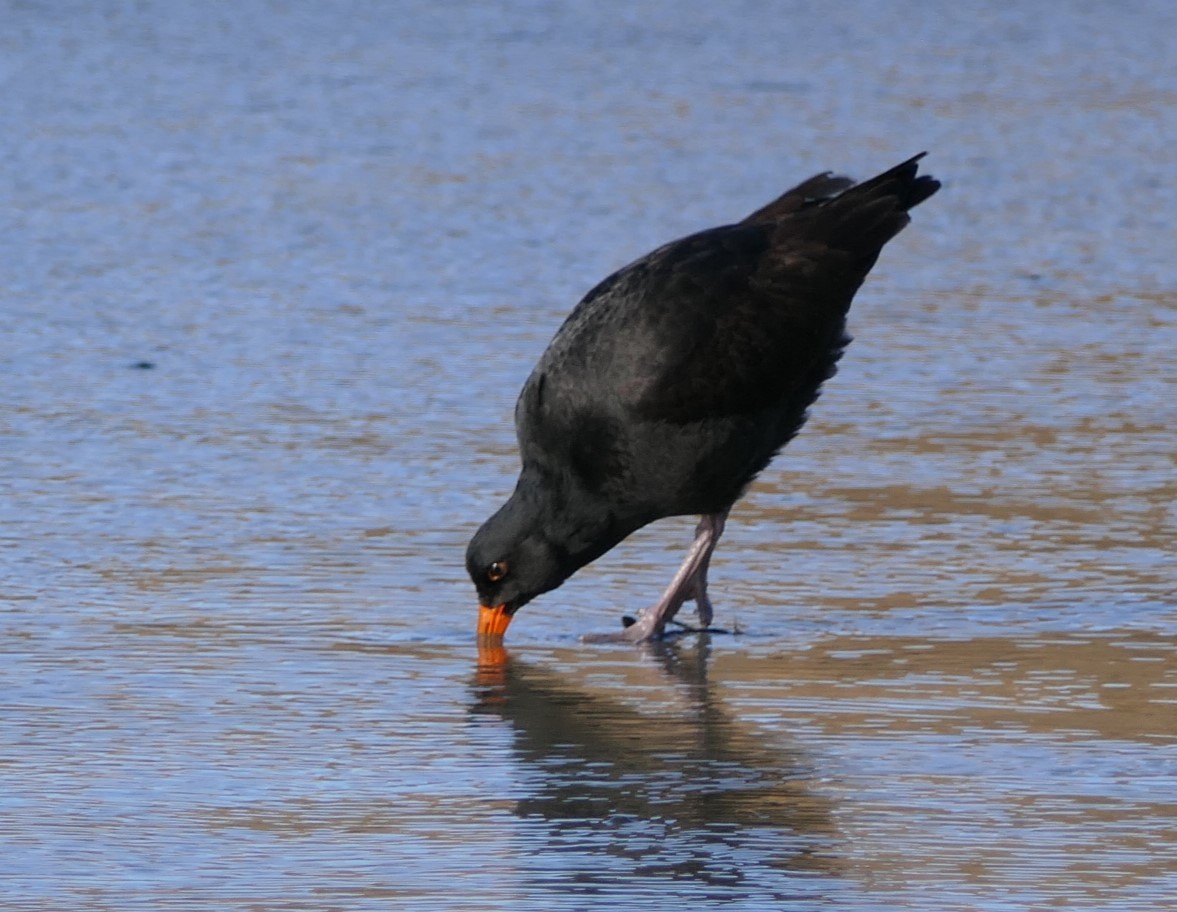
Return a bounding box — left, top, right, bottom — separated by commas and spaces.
487, 561, 509, 583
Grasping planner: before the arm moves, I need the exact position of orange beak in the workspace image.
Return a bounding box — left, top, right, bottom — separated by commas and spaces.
477, 603, 512, 639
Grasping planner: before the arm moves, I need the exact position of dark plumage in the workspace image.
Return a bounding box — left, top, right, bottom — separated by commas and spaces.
469, 154, 940, 641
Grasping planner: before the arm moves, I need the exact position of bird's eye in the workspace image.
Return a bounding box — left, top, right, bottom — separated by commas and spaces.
487, 561, 509, 583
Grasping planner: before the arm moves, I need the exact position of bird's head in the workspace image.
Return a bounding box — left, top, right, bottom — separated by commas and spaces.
466, 503, 571, 640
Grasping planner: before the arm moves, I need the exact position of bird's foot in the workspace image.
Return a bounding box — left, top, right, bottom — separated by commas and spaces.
666, 617, 735, 636
582, 510, 730, 644
621, 609, 672, 642
616, 589, 712, 642
582, 614, 732, 643
580, 607, 678, 643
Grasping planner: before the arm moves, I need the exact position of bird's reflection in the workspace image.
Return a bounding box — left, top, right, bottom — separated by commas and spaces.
471, 638, 838, 895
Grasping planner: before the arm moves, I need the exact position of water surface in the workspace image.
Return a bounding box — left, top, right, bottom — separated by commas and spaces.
2, 2, 1175, 909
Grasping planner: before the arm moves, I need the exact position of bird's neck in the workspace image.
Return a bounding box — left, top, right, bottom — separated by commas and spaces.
512, 463, 631, 574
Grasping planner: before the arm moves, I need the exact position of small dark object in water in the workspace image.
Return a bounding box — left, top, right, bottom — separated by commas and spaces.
468, 154, 940, 642
131, 361, 156, 370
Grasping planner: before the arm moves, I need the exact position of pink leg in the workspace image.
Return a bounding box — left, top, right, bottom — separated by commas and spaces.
620, 510, 728, 642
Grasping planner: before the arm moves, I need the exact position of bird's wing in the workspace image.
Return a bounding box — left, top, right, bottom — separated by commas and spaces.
514, 219, 848, 473
606, 221, 858, 424
519, 155, 939, 446
599, 155, 938, 425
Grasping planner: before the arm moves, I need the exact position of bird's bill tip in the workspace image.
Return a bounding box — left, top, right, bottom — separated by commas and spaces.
477, 604, 512, 639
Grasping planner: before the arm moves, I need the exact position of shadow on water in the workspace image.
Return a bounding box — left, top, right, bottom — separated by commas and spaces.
468, 637, 840, 901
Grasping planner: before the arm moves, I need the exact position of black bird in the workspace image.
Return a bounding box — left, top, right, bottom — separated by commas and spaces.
469, 154, 940, 642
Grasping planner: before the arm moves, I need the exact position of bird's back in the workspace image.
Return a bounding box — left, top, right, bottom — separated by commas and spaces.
516, 155, 940, 516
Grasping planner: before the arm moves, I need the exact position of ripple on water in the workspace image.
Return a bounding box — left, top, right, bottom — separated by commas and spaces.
3, 1, 1176, 910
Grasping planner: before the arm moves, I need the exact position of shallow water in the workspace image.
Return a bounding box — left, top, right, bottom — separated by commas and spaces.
3, 1, 1175, 909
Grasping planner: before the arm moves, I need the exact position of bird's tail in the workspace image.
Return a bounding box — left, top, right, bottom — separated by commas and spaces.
820, 152, 940, 254
743, 153, 940, 240
837, 152, 941, 214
